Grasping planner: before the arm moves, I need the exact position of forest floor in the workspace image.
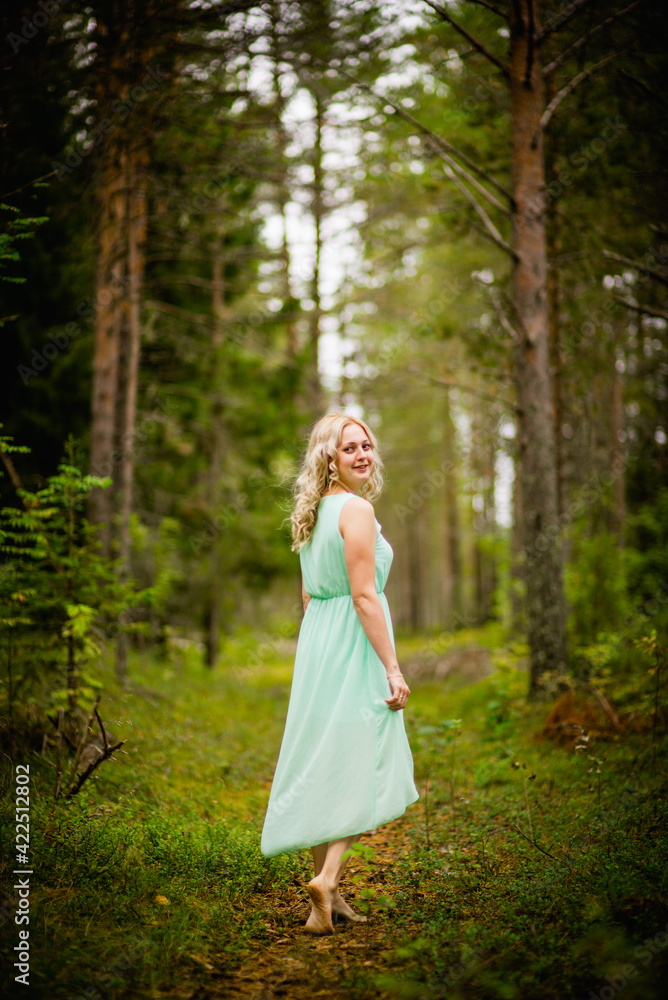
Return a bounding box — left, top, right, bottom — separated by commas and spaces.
2, 621, 668, 1000
209, 633, 501, 999
210, 821, 416, 1000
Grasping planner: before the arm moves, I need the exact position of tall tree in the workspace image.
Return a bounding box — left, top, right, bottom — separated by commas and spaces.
86, 1, 163, 556
414, 0, 649, 692
507, 0, 567, 692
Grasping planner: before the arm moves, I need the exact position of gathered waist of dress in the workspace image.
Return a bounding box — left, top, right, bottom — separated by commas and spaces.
308, 589, 385, 601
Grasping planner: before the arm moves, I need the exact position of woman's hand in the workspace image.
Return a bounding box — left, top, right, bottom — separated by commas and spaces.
385, 672, 410, 711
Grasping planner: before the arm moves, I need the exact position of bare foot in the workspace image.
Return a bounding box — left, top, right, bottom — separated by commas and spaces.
304, 876, 334, 935
332, 892, 368, 923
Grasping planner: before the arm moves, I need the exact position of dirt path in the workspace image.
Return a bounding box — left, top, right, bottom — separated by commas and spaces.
210, 819, 418, 1000
158, 645, 498, 1000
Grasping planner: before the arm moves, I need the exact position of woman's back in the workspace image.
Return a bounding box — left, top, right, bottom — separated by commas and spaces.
300, 494, 392, 599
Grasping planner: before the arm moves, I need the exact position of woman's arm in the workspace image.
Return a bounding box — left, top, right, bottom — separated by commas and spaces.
339, 497, 410, 712
301, 576, 311, 613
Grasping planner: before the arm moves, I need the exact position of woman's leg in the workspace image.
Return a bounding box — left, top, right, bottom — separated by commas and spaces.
311, 842, 328, 877
305, 835, 367, 934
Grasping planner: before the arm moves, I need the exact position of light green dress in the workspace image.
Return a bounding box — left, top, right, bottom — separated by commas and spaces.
261, 493, 419, 858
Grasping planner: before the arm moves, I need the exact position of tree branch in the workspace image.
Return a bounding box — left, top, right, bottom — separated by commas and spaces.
466, 0, 508, 18
65, 696, 101, 796
603, 249, 668, 287
538, 0, 594, 42
582, 683, 622, 731
613, 297, 668, 322
1, 170, 58, 200
514, 823, 571, 869
618, 69, 668, 112
95, 706, 109, 750
63, 700, 126, 800
329, 64, 513, 202
483, 284, 521, 342
542, 1, 643, 77
540, 51, 625, 130
144, 301, 302, 369
407, 368, 517, 409
436, 150, 511, 216
147, 274, 218, 291
442, 163, 516, 257
0, 452, 23, 491
65, 736, 126, 799
423, 0, 510, 78
452, 208, 513, 254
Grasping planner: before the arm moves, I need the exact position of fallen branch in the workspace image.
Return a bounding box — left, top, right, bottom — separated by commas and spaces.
514, 823, 572, 870
65, 706, 126, 800
64, 696, 101, 797
54, 708, 65, 802
583, 683, 622, 732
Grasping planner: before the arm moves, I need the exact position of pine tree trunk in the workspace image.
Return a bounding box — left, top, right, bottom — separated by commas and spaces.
88, 3, 156, 556
406, 516, 422, 632
118, 147, 147, 566
89, 138, 128, 545
509, 0, 568, 694
86, 2, 162, 678
269, 1, 298, 360
610, 325, 625, 541
442, 388, 462, 626
510, 448, 525, 634
546, 190, 564, 519
114, 145, 147, 681
309, 91, 325, 415
206, 241, 226, 669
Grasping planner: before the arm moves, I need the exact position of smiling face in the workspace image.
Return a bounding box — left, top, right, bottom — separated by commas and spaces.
333, 422, 374, 493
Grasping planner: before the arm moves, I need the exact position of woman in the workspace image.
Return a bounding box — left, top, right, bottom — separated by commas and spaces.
260, 412, 419, 935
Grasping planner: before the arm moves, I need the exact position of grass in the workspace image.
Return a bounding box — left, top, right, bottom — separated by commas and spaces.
0, 624, 667, 999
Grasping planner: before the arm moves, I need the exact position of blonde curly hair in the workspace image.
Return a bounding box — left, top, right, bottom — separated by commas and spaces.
290, 412, 384, 551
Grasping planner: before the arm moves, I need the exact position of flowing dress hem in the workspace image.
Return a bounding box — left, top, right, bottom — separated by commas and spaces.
260, 791, 420, 859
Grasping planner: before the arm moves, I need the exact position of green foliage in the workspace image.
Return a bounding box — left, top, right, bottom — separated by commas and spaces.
2, 0, 666, 673
342, 841, 396, 915
0, 437, 150, 720
565, 524, 630, 644
0, 627, 665, 997
0, 798, 301, 998
382, 660, 668, 1000
483, 659, 525, 737
626, 486, 668, 627
0, 201, 48, 292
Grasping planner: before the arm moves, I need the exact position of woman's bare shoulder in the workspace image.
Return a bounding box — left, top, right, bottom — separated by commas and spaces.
339, 495, 375, 527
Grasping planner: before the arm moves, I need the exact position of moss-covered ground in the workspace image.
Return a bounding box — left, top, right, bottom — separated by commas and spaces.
1, 622, 667, 999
